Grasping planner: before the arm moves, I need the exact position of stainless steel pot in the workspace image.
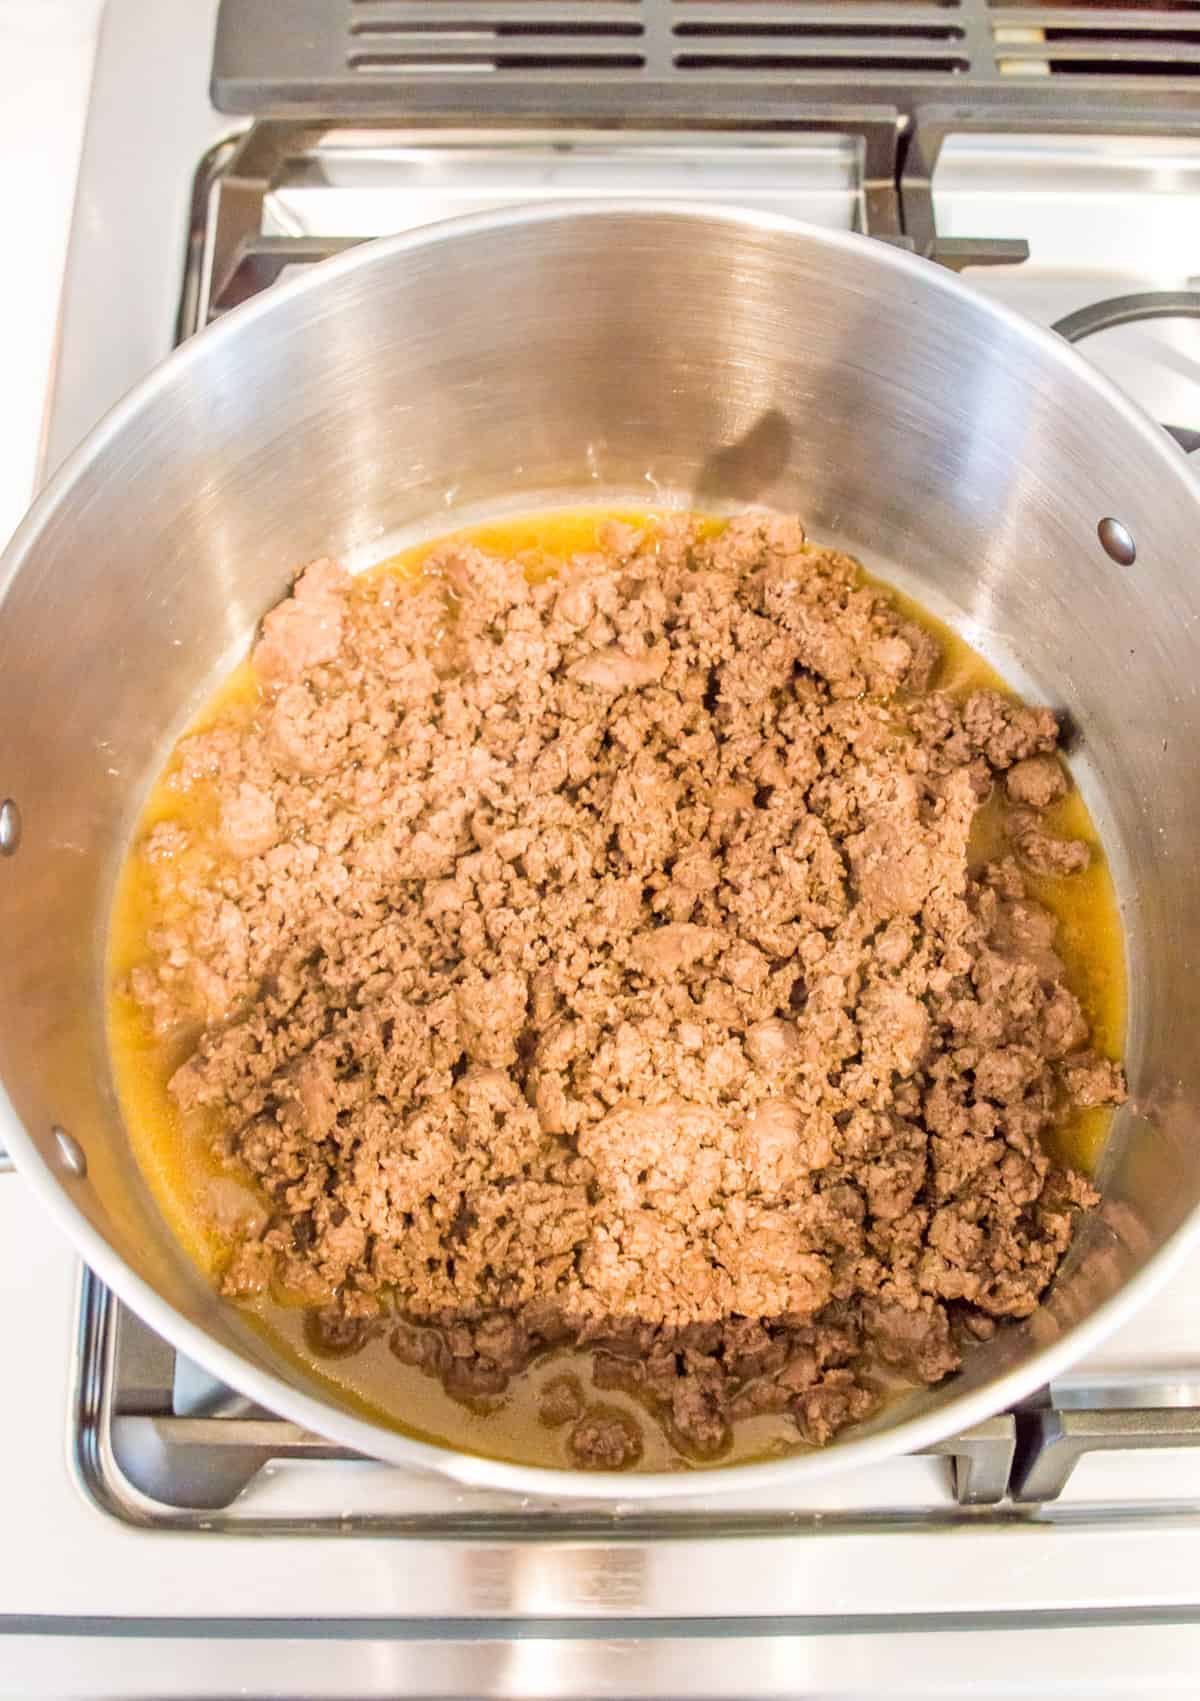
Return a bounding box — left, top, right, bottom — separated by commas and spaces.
2, 203, 1199, 1499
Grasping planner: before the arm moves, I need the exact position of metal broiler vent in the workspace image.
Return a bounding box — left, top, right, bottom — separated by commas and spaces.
342, 2, 969, 79
989, 0, 1200, 79
213, 0, 1200, 112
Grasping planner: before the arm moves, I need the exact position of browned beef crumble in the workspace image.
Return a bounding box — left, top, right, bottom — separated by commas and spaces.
128, 513, 1124, 1467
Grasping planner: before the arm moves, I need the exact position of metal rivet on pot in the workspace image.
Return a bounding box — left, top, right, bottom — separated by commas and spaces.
0, 798, 20, 856
1098, 517, 1136, 566
53, 1127, 87, 1179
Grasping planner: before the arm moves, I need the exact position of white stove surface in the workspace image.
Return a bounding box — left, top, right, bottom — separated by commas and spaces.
4, 0, 1200, 1693
0, 0, 102, 548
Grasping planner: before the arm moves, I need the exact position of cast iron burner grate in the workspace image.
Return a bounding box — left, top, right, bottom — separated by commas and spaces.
201, 0, 1200, 310
215, 1, 1200, 104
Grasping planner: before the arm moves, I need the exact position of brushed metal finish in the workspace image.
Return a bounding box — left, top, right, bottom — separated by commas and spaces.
2, 205, 1200, 1500
19, 1622, 1200, 1701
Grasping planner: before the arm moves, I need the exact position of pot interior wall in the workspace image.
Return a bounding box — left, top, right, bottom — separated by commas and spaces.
1, 207, 1197, 1465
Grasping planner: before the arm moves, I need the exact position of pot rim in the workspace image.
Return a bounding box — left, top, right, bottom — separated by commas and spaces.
2, 199, 1197, 1500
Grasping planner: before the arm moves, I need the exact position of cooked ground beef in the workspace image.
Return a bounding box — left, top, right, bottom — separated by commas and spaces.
127, 512, 1123, 1468
1005, 755, 1068, 811
539, 1373, 586, 1429
567, 1405, 644, 1470
1007, 808, 1092, 878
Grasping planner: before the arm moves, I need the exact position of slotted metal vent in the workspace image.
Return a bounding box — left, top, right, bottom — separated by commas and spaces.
989, 2, 1200, 79
347, 1, 648, 76
343, 2, 973, 78
668, 4, 970, 77
213, 0, 1200, 111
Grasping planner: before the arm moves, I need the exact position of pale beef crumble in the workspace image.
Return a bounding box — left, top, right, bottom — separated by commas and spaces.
128, 513, 1124, 1467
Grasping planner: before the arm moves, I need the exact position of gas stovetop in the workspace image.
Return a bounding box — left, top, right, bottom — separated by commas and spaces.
5, 0, 1200, 1694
